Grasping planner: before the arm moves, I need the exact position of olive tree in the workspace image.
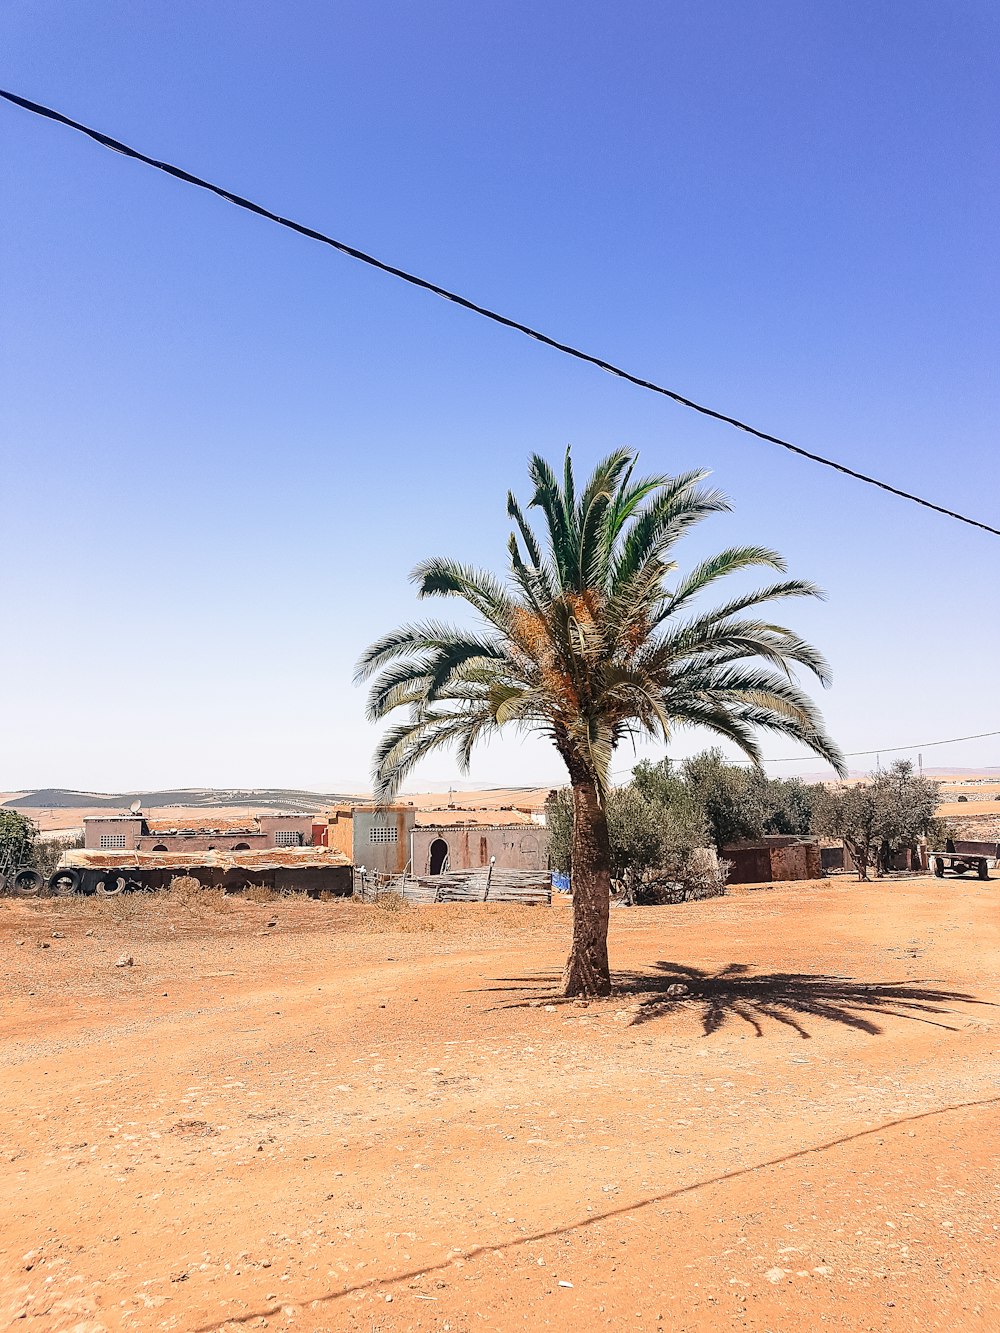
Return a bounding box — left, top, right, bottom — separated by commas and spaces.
813, 761, 941, 880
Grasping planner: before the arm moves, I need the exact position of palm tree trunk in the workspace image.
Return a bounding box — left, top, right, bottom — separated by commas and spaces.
562, 778, 612, 997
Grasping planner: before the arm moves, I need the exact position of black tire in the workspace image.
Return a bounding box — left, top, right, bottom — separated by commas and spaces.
13, 867, 44, 896
96, 870, 127, 897
934, 857, 945, 878
978, 859, 989, 881
48, 868, 81, 896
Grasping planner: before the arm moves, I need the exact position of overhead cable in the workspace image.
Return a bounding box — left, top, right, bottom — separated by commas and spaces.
2, 86, 998, 539
612, 727, 1000, 777
749, 726, 1000, 765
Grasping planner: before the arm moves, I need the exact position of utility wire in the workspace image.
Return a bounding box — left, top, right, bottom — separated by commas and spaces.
2, 86, 998, 539
750, 727, 1000, 765
611, 727, 1000, 777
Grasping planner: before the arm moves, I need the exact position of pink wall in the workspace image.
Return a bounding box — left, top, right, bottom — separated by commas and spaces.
84, 817, 143, 851
85, 813, 315, 853
410, 825, 548, 874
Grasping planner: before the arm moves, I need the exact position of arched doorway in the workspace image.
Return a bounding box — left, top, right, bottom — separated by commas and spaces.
152, 844, 168, 852
429, 838, 449, 875
233, 842, 251, 852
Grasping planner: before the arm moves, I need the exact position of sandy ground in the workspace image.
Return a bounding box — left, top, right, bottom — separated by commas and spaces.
1, 877, 998, 1333
935, 800, 1000, 820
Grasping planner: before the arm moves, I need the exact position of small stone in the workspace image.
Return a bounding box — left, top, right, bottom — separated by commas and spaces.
666, 983, 689, 997
85, 929, 94, 937
115, 953, 134, 968
266, 920, 278, 928
37, 941, 51, 949
15, 939, 25, 947
51, 931, 64, 939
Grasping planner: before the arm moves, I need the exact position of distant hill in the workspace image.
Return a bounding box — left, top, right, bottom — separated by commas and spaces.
3, 787, 357, 814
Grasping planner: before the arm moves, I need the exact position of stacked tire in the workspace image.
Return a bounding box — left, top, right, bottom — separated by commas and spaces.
48, 868, 82, 896
11, 868, 45, 896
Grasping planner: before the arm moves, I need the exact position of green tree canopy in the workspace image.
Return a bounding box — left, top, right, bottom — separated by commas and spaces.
0, 809, 38, 876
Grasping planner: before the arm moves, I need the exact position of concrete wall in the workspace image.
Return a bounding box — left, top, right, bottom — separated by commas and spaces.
136, 833, 268, 854
723, 837, 823, 885
324, 809, 355, 860
769, 842, 813, 881
71, 862, 353, 898
722, 844, 772, 884
84, 817, 143, 851
351, 807, 415, 874
85, 813, 316, 854
410, 825, 549, 874
256, 814, 315, 846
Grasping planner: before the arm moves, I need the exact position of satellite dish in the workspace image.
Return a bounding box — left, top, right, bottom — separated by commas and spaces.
129, 799, 142, 814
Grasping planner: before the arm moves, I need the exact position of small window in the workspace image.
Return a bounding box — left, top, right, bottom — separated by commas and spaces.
369, 825, 397, 844
274, 830, 302, 847
100, 833, 127, 850
233, 842, 251, 852
151, 844, 168, 852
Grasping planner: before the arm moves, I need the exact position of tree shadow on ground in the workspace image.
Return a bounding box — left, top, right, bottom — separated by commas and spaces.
486, 962, 993, 1038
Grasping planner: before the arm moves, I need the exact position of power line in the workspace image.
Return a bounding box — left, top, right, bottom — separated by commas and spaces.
2, 86, 998, 540
612, 727, 1000, 777
756, 727, 1000, 765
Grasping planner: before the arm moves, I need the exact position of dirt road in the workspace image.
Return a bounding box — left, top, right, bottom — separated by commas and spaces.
1, 878, 997, 1331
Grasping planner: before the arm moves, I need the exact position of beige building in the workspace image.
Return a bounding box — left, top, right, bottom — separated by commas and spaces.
316, 804, 549, 875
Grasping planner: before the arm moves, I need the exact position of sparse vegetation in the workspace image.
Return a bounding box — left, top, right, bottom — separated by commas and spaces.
30, 833, 85, 878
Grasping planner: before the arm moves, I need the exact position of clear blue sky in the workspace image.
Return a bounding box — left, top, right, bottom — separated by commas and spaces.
2, 1, 997, 792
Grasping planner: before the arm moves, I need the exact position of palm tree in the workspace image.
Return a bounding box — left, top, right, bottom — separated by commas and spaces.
357, 449, 845, 997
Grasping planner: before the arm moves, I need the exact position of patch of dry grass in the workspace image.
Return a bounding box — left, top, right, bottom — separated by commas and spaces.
0, 890, 564, 948
241, 884, 289, 904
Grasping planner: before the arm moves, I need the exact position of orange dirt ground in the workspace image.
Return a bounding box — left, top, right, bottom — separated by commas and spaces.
1, 877, 997, 1333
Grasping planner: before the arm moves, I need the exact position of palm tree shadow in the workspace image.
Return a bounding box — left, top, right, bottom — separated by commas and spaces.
487, 963, 992, 1038
617, 962, 991, 1037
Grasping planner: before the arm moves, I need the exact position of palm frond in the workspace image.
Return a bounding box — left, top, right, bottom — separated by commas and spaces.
662, 546, 787, 616
611, 474, 731, 593
527, 453, 575, 590
355, 620, 503, 682
411, 557, 515, 631
359, 447, 842, 795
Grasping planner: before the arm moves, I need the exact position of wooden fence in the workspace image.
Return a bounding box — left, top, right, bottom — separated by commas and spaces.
354, 866, 551, 906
